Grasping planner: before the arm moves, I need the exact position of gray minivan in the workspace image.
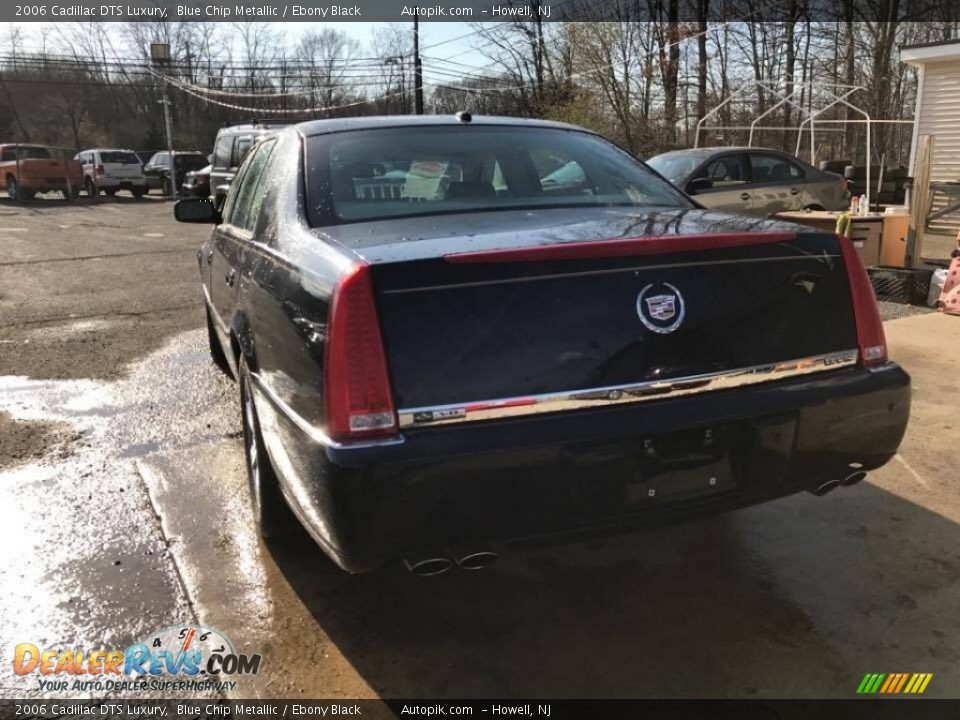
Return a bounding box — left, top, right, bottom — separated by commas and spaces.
210, 123, 286, 208
647, 147, 848, 216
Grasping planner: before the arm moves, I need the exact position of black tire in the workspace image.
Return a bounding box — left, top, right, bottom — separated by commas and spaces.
104, 188, 117, 197
132, 187, 145, 199
6, 176, 19, 200
84, 178, 96, 197
205, 305, 231, 376
239, 357, 297, 538
142, 186, 150, 195
161, 179, 172, 196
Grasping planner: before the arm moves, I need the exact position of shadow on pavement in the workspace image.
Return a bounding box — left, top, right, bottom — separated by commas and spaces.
263, 478, 960, 698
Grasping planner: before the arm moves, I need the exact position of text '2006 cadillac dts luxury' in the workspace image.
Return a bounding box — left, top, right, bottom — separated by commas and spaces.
175, 115, 910, 575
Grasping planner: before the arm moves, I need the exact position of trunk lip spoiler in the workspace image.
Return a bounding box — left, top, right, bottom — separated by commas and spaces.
444, 232, 799, 263
397, 349, 859, 430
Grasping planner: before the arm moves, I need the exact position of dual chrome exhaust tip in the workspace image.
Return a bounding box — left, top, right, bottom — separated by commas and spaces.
404, 547, 499, 577
810, 466, 868, 496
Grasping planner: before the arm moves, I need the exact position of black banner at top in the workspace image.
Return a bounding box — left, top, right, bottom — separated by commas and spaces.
6, 0, 960, 23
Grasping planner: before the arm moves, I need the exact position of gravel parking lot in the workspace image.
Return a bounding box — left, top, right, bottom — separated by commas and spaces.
1, 198, 959, 699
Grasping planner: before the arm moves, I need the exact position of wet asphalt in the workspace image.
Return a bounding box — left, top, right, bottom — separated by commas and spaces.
1, 198, 959, 700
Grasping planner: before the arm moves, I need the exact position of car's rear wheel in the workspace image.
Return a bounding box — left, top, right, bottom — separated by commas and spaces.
205, 305, 231, 376
84, 178, 96, 197
6, 176, 20, 200
239, 357, 297, 538
132, 187, 145, 199
104, 188, 117, 197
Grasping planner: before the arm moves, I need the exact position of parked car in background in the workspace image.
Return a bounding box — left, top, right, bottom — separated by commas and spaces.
144, 151, 208, 194
75, 148, 147, 198
180, 164, 211, 198
647, 147, 848, 216
210, 122, 286, 208
175, 116, 909, 575
1, 144, 82, 201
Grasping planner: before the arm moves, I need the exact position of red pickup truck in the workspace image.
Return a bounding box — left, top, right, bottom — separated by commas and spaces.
1, 144, 83, 200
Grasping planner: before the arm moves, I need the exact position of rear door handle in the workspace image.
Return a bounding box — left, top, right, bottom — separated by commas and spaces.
740, 192, 751, 201
225, 269, 236, 287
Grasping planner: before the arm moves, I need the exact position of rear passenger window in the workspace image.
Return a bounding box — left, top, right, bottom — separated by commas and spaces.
213, 137, 232, 168
233, 137, 253, 168
696, 155, 748, 186
226, 139, 276, 233
750, 154, 805, 182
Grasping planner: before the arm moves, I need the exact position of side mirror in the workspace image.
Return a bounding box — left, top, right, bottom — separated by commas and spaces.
207, 154, 214, 164
687, 177, 714, 195
174, 197, 221, 224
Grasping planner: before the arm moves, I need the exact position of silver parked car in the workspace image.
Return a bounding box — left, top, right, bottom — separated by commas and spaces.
647, 147, 848, 216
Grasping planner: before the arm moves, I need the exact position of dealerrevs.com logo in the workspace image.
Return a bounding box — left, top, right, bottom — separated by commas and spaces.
13, 625, 261, 693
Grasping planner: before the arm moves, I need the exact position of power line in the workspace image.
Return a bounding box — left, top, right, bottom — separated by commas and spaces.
153, 69, 409, 115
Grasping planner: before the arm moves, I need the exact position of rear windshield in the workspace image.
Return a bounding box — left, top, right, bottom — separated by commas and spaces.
646, 153, 705, 185
3, 146, 51, 161
175, 155, 207, 169
306, 126, 692, 225
101, 151, 140, 164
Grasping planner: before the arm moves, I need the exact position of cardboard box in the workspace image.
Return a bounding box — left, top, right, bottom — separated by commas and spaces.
849, 221, 882, 267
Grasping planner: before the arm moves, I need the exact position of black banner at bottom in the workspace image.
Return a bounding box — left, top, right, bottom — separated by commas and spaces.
2, 700, 960, 720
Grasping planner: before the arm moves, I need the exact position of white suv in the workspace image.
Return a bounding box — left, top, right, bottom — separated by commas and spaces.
75, 149, 147, 198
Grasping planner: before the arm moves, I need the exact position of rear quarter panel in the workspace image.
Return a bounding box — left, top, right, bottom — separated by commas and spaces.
234, 130, 353, 433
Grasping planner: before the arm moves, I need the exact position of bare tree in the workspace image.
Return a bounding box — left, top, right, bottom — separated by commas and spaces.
370, 23, 411, 114
296, 27, 362, 116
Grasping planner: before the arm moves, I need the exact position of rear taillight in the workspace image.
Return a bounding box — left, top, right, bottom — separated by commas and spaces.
96, 165, 105, 175
323, 264, 397, 441
837, 235, 887, 367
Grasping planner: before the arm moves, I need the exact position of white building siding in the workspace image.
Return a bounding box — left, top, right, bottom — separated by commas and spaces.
916, 59, 960, 235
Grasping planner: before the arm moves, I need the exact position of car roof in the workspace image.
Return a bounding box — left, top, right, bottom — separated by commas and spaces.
217, 124, 285, 135
295, 114, 588, 137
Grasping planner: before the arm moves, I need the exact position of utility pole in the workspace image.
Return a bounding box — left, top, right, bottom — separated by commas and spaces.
413, 15, 424, 115
159, 95, 175, 195
151, 43, 177, 197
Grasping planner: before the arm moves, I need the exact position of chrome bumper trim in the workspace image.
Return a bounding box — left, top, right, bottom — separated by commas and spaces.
398, 349, 860, 429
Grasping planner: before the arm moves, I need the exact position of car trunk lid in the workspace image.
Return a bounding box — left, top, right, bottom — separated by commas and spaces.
320, 209, 860, 424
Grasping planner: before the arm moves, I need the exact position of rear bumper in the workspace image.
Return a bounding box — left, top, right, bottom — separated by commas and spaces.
98, 178, 147, 189
18, 175, 82, 190
257, 362, 910, 573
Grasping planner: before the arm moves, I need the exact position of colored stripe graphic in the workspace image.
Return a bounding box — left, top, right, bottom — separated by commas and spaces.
857, 673, 933, 694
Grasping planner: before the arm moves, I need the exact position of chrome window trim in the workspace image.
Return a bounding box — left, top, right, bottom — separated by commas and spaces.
398, 349, 860, 429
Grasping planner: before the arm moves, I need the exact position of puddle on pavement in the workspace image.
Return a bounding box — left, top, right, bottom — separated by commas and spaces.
0, 329, 236, 698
